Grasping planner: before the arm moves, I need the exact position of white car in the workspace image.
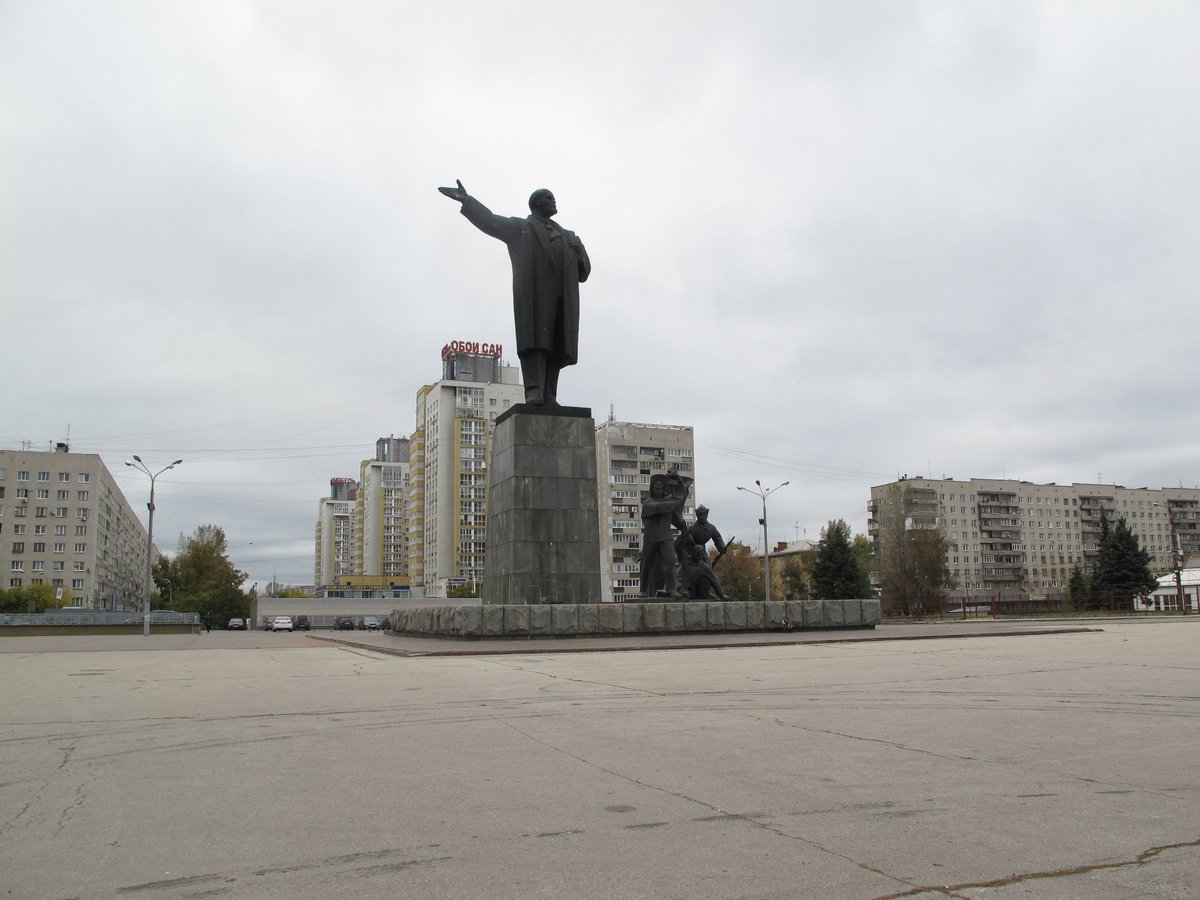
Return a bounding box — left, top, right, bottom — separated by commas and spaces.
272, 616, 293, 632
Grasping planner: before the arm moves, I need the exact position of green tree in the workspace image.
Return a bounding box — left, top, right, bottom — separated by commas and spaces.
154, 524, 250, 624
0, 583, 75, 613
780, 556, 810, 601
811, 519, 872, 600
1065, 565, 1090, 611
714, 541, 764, 602
852, 533, 873, 589
874, 483, 953, 617
1094, 516, 1157, 607
274, 586, 313, 598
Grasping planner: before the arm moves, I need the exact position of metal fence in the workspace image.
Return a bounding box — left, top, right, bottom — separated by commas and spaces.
0, 611, 200, 627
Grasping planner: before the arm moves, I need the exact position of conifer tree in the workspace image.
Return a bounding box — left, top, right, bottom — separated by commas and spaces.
1094, 516, 1157, 605
811, 519, 872, 600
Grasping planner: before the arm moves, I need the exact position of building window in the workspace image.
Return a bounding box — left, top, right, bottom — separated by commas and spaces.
72, 579, 85, 590
11, 542, 24, 553
53, 543, 65, 553
55, 525, 66, 535
33, 542, 44, 553
10, 561, 23, 571
31, 561, 44, 572
17, 471, 29, 481
56, 490, 68, 500
73, 561, 85, 572
36, 489, 48, 499
59, 472, 70, 482
37, 472, 50, 482
77, 490, 89, 501
52, 561, 64, 571
76, 525, 87, 536
74, 543, 86, 553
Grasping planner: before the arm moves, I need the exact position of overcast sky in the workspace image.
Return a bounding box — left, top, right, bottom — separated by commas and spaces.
3, 2, 1198, 590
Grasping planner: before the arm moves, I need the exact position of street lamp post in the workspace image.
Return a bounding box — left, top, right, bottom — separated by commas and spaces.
737, 480, 789, 603
125, 456, 183, 636
1169, 515, 1187, 614
1153, 502, 1188, 614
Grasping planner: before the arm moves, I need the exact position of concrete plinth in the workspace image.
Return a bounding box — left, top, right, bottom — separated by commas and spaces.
484, 405, 603, 605
394, 599, 881, 639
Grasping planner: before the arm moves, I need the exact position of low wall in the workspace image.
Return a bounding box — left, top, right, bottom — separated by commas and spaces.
0, 624, 200, 636
392, 599, 880, 639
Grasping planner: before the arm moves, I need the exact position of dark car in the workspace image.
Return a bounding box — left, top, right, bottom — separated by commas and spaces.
334, 615, 355, 630
228, 617, 245, 630
294, 615, 311, 631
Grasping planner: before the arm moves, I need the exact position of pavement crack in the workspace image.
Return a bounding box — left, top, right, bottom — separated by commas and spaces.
875, 837, 1200, 898
488, 714, 916, 892
774, 720, 980, 763
476, 657, 665, 696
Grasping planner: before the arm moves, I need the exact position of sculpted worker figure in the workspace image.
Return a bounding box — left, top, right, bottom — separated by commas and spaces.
438, 180, 591, 406
640, 471, 690, 598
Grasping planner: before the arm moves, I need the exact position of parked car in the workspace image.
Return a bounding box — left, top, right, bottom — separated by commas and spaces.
334, 615, 355, 631
262, 617, 275, 631
294, 615, 311, 631
228, 617, 245, 630
272, 616, 294, 632
362, 616, 380, 631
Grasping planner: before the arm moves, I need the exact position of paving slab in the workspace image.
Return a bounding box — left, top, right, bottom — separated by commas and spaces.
0, 620, 1197, 899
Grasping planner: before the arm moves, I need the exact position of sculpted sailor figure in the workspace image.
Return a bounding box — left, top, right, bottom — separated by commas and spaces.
438, 180, 591, 406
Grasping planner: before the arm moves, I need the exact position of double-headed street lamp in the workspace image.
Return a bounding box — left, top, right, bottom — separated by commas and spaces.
125, 456, 183, 636
1153, 502, 1188, 614
737, 480, 789, 603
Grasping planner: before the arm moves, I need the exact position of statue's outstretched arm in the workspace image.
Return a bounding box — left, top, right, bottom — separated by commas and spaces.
437, 179, 468, 202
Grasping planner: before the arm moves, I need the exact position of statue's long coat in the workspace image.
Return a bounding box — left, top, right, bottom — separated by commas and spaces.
460, 195, 591, 365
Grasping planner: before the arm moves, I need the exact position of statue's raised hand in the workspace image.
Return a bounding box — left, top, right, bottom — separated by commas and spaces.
437, 179, 468, 202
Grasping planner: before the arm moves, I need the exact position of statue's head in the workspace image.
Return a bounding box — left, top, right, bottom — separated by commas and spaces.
529, 189, 557, 218
649, 474, 668, 499
696, 505, 709, 520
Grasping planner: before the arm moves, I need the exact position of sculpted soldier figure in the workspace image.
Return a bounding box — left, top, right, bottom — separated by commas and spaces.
438, 180, 591, 406
676, 505, 732, 600
640, 472, 690, 598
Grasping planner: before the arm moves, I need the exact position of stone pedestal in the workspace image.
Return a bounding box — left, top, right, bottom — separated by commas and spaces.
483, 404, 602, 605
392, 599, 882, 638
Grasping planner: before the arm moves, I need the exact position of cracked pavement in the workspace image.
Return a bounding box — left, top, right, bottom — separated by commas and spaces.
1, 620, 1197, 898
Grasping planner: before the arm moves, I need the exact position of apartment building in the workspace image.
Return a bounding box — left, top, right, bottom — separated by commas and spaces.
313, 478, 355, 588
0, 445, 149, 610
595, 418, 696, 601
358, 436, 410, 584
408, 345, 524, 597
868, 476, 1200, 601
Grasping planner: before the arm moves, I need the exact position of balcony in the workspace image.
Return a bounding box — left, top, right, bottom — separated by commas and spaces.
981, 569, 1022, 581
979, 505, 1020, 516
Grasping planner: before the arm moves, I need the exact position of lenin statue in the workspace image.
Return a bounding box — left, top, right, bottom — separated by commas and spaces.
438, 180, 591, 407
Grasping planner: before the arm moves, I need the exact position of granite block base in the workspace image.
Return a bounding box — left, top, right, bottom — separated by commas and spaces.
483, 408, 603, 605
393, 599, 880, 639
